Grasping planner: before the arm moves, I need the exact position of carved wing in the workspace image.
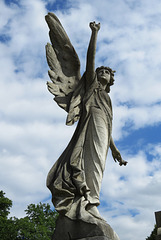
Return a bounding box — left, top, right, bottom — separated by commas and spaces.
45, 12, 81, 112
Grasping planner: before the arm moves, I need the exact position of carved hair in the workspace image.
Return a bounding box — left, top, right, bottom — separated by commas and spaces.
96, 66, 116, 93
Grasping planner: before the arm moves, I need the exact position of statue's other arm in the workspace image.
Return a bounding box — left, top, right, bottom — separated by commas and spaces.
85, 22, 100, 88
110, 137, 127, 166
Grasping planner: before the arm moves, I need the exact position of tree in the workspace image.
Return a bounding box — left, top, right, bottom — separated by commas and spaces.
0, 190, 58, 240
0, 191, 18, 239
16, 202, 58, 240
0, 190, 12, 218
146, 225, 157, 240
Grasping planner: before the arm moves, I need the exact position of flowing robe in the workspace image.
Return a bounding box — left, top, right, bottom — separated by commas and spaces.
47, 73, 113, 223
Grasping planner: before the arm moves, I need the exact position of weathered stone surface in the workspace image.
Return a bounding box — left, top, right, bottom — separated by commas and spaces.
52, 215, 119, 240
158, 228, 161, 235
45, 12, 126, 240
77, 237, 112, 240
155, 211, 161, 239
155, 211, 161, 228
156, 236, 161, 240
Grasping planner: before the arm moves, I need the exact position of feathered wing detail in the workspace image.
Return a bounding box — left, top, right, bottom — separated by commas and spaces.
45, 12, 81, 112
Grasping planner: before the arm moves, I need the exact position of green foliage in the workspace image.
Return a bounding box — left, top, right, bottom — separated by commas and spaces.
0, 190, 12, 218
0, 191, 18, 239
146, 225, 157, 240
16, 202, 58, 240
0, 217, 18, 240
0, 190, 58, 240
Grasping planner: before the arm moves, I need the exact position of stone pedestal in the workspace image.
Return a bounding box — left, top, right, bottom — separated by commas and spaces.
156, 236, 161, 240
155, 211, 161, 227
77, 237, 113, 240
52, 215, 119, 240
155, 211, 161, 240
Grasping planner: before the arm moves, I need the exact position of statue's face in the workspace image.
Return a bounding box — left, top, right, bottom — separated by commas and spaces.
97, 68, 110, 85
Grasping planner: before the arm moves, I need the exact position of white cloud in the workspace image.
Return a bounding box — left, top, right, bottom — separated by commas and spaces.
100, 145, 161, 240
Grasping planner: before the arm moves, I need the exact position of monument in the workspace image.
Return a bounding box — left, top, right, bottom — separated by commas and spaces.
155, 211, 161, 240
45, 12, 127, 240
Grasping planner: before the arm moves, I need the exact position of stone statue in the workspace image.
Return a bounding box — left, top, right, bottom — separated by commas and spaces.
45, 12, 127, 240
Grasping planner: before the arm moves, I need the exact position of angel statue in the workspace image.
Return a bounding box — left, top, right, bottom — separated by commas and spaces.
45, 12, 127, 240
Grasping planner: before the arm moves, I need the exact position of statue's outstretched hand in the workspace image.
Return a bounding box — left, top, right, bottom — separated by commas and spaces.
112, 149, 128, 166
89, 21, 100, 32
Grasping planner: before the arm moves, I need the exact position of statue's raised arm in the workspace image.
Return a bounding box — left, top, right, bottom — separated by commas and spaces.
45, 13, 127, 240
86, 21, 100, 87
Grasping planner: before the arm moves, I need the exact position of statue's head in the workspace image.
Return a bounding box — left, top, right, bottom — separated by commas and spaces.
96, 66, 116, 92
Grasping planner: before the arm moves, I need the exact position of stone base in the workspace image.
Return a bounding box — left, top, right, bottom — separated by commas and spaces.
52, 215, 119, 240
156, 236, 161, 240
76, 237, 112, 240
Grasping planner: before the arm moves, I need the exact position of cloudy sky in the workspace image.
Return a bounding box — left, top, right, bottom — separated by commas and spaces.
1, 0, 161, 239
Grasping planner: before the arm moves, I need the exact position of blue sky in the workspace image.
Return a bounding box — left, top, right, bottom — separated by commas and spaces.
1, 0, 161, 239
